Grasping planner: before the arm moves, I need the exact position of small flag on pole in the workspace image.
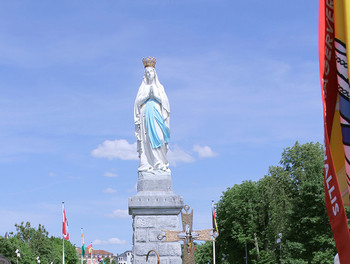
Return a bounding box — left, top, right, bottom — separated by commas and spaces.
62, 203, 69, 240
81, 228, 85, 256
97, 254, 105, 264
212, 202, 219, 236
86, 243, 93, 254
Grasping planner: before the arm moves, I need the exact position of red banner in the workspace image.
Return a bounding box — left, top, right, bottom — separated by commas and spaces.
319, 0, 350, 262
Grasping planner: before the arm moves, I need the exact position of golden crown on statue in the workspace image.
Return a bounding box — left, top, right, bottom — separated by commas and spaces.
142, 57, 156, 68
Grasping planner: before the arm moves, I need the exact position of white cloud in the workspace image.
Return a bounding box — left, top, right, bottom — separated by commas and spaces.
49, 172, 55, 177
92, 140, 196, 166
108, 209, 130, 218
103, 188, 116, 194
168, 145, 195, 165
192, 145, 217, 158
91, 139, 137, 160
104, 171, 118, 178
93, 238, 126, 245
108, 238, 126, 244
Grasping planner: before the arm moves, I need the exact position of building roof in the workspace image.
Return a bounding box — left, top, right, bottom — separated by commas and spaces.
76, 248, 114, 256
116, 250, 132, 259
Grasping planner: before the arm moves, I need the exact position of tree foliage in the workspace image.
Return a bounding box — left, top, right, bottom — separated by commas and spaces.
0, 222, 78, 264
104, 256, 111, 264
194, 241, 213, 264
196, 142, 339, 264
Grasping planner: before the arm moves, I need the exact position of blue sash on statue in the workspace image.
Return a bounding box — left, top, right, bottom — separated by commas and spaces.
145, 99, 170, 149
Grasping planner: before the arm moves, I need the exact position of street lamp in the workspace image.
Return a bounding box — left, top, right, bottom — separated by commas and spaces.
36, 257, 40, 264
15, 249, 20, 264
276, 233, 282, 264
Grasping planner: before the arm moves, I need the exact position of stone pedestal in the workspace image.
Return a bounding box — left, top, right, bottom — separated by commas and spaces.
129, 171, 184, 264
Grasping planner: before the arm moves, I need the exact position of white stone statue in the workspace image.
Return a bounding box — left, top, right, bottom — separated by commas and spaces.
134, 57, 170, 172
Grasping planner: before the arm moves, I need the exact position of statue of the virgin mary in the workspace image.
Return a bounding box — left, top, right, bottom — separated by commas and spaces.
134, 57, 170, 172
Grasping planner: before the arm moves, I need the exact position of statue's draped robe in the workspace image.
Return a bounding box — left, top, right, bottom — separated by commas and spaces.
134, 73, 170, 172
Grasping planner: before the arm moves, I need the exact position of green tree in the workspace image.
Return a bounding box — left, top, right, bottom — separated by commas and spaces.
104, 256, 110, 264
50, 237, 78, 264
278, 142, 335, 263
215, 180, 262, 263
1, 222, 78, 264
213, 142, 337, 264
50, 237, 64, 264
194, 241, 213, 264
255, 168, 293, 263
14, 222, 52, 263
0, 236, 35, 264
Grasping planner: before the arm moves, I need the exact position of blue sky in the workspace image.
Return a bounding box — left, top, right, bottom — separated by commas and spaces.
0, 0, 323, 255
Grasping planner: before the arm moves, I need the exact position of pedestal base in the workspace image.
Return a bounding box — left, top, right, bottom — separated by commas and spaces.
128, 171, 184, 264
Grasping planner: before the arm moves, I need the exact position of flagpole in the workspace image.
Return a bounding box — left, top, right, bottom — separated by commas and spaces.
63, 237, 65, 264
213, 240, 216, 264
212, 200, 216, 264
81, 228, 83, 264
90, 242, 92, 264
62, 202, 65, 264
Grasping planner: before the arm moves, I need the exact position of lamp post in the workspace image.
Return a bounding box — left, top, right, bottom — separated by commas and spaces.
245, 240, 248, 264
276, 233, 282, 264
15, 249, 20, 264
36, 257, 40, 264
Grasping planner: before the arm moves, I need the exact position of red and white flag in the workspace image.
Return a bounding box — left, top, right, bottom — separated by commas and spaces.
62, 202, 69, 240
